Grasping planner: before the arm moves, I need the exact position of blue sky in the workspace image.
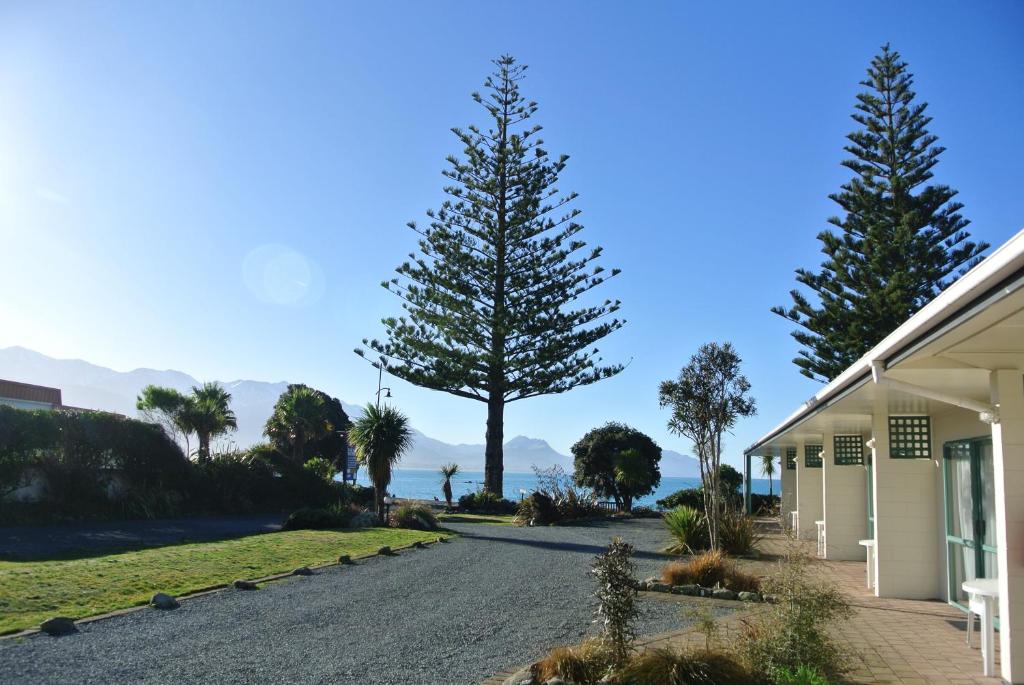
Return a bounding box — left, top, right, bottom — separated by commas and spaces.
1, 2, 1022, 469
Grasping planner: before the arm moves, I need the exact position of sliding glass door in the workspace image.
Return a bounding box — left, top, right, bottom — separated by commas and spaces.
943, 437, 998, 614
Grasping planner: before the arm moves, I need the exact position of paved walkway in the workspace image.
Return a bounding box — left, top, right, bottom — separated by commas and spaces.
0, 514, 284, 559
486, 521, 1000, 685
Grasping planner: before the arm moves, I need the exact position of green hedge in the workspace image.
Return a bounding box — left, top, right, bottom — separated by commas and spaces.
0, 405, 362, 525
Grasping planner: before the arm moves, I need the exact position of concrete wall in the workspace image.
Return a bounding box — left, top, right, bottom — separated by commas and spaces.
796, 438, 824, 540
822, 427, 868, 561
872, 386, 941, 599
780, 451, 796, 531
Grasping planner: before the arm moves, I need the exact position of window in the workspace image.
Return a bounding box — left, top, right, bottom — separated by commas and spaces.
785, 446, 796, 470
834, 434, 864, 465
890, 416, 932, 459
805, 444, 822, 468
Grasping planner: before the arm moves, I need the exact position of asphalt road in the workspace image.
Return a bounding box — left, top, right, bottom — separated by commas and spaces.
0, 518, 735, 684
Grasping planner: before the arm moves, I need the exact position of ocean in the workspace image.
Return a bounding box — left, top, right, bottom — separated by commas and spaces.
356, 467, 776, 507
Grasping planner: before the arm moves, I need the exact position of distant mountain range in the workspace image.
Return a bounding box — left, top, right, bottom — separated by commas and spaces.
0, 346, 701, 477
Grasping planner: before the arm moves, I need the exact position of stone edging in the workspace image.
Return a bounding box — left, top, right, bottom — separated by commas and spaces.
638, 577, 766, 603
1, 534, 451, 641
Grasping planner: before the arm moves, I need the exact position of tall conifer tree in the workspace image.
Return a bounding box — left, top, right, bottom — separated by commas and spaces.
358, 56, 624, 496
774, 45, 988, 382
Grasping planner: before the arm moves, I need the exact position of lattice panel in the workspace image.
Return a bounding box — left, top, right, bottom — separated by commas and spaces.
889, 416, 931, 459
834, 434, 864, 465
785, 446, 796, 470
804, 444, 822, 468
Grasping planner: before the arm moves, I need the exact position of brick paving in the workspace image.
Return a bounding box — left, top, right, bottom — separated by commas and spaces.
483, 521, 1001, 684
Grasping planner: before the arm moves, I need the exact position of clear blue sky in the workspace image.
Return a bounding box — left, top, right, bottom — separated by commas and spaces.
1, 2, 1022, 469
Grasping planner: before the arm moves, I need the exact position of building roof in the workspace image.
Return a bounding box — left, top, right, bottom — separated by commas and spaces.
746, 227, 1024, 455
0, 379, 63, 406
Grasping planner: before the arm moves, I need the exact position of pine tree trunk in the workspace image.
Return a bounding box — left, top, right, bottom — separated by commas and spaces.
484, 394, 504, 496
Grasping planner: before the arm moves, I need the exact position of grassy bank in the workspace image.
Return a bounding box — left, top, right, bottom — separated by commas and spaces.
437, 513, 517, 526
0, 527, 441, 635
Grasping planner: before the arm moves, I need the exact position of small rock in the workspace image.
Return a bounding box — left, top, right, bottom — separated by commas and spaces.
763, 593, 778, 604
637, 580, 649, 591
738, 591, 760, 602
437, 536, 447, 543
643, 576, 659, 586
292, 566, 313, 576
338, 554, 352, 564
545, 678, 566, 685
647, 581, 672, 593
712, 588, 738, 600
377, 546, 392, 555
40, 617, 77, 636
150, 592, 178, 609
673, 584, 701, 596
412, 541, 426, 549
502, 668, 536, 685
232, 579, 257, 590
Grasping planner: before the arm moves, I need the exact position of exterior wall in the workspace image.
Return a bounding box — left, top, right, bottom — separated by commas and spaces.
796, 437, 823, 540
780, 451, 796, 531
991, 370, 1024, 683
822, 427, 868, 561
872, 385, 941, 599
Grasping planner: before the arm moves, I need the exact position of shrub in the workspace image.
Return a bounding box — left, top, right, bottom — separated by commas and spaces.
303, 456, 336, 481
347, 511, 378, 528
337, 483, 375, 508
612, 647, 755, 685
718, 508, 762, 556
571, 422, 662, 512
388, 503, 439, 530
663, 506, 709, 554
593, 537, 638, 668
628, 505, 662, 519
282, 505, 353, 530
752, 493, 780, 515
657, 487, 704, 511
772, 665, 833, 685
534, 639, 614, 684
458, 490, 518, 514
739, 549, 851, 681
661, 550, 760, 592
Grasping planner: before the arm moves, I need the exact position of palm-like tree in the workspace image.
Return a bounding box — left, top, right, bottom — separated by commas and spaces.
760, 453, 776, 498
264, 385, 331, 464
188, 382, 237, 462
349, 403, 413, 523
440, 463, 459, 508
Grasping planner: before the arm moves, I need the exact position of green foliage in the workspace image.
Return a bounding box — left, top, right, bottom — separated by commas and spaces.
515, 465, 605, 525
282, 505, 354, 531
612, 648, 755, 685
458, 490, 519, 514
663, 506, 709, 555
627, 506, 661, 519
303, 456, 337, 481
717, 464, 743, 495
659, 343, 756, 550
137, 382, 237, 461
593, 537, 638, 668
572, 423, 662, 512
772, 665, 833, 685
718, 508, 762, 556
348, 403, 413, 523
740, 549, 852, 681
357, 56, 623, 496
534, 639, 614, 684
657, 487, 704, 510
773, 45, 988, 382
265, 384, 349, 466
439, 462, 459, 507
388, 503, 439, 530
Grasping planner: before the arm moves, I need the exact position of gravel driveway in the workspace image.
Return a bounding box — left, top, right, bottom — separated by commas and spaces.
0, 518, 734, 684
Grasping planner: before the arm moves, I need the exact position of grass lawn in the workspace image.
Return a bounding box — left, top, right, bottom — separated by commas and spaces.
437, 513, 517, 526
0, 527, 441, 635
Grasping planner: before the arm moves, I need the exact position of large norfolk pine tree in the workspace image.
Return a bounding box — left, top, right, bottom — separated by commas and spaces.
358, 56, 624, 496
773, 45, 988, 382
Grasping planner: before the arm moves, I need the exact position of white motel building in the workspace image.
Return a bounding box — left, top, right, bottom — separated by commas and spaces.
744, 228, 1024, 683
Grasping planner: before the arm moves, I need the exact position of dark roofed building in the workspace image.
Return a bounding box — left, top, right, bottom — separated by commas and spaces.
0, 379, 63, 411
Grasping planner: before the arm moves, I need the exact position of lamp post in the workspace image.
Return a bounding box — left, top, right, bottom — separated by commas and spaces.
375, 359, 392, 410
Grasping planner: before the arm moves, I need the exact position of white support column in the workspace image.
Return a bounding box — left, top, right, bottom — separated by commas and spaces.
991, 370, 1024, 683
822, 427, 868, 560
780, 448, 796, 531
871, 384, 940, 599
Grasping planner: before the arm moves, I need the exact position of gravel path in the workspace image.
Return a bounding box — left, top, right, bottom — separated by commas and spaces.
0, 515, 284, 560
0, 519, 735, 684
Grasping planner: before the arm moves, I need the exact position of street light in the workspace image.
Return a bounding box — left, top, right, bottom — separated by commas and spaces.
375, 357, 392, 410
